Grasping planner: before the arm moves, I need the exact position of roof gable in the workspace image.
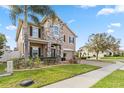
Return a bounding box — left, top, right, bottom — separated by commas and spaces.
40, 15, 77, 37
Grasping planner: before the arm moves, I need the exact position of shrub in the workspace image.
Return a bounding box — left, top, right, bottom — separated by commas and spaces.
28, 57, 33, 69
68, 59, 78, 64
81, 57, 87, 60
87, 56, 91, 58
34, 56, 41, 68
13, 58, 25, 69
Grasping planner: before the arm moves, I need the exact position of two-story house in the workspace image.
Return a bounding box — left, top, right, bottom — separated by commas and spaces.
16, 16, 77, 60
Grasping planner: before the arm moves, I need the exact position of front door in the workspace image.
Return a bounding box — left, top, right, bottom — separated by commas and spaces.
51, 49, 56, 57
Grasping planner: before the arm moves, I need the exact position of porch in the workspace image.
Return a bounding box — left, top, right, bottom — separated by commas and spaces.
28, 40, 62, 59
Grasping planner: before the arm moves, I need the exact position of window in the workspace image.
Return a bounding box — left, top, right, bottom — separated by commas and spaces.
63, 53, 66, 58
52, 25, 59, 36
63, 35, 66, 42
32, 26, 39, 38
32, 47, 39, 57
69, 36, 75, 44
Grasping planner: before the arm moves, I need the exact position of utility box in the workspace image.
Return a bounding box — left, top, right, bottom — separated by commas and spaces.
7, 61, 13, 74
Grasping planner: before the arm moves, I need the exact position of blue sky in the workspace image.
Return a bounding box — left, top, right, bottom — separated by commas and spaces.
0, 5, 124, 50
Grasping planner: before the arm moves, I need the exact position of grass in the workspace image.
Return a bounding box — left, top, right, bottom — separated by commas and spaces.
0, 64, 99, 88
0, 63, 6, 72
88, 56, 124, 63
92, 70, 124, 88
100, 56, 124, 63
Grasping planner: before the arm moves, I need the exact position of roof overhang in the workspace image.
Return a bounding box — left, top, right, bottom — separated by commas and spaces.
29, 38, 49, 44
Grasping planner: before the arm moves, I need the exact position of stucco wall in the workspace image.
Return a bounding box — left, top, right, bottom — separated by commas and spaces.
17, 26, 24, 54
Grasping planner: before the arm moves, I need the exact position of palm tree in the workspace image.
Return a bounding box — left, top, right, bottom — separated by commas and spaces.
9, 5, 56, 59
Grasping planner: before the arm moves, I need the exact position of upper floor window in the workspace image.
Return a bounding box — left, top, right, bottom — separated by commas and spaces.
69, 36, 75, 44
30, 26, 41, 38
32, 27, 38, 38
52, 25, 60, 36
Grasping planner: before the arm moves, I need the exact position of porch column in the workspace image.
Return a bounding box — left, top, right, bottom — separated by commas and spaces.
56, 45, 59, 57
61, 45, 63, 58
28, 42, 30, 57
47, 42, 51, 57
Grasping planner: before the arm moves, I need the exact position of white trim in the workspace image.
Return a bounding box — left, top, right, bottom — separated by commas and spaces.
63, 48, 74, 51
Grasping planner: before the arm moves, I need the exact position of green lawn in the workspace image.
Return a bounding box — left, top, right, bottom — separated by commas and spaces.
92, 70, 124, 88
0, 63, 6, 72
100, 57, 124, 63
87, 56, 124, 63
0, 64, 99, 88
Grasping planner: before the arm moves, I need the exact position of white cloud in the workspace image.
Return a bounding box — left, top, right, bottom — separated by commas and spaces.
107, 22, 121, 33
97, 5, 124, 16
108, 23, 121, 28
67, 19, 75, 24
115, 5, 124, 13
110, 23, 121, 27
79, 5, 96, 8
97, 8, 114, 15
107, 29, 114, 33
0, 5, 10, 10
6, 25, 17, 31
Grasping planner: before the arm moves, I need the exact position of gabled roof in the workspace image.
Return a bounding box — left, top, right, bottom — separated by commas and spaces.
40, 15, 77, 37
16, 15, 77, 41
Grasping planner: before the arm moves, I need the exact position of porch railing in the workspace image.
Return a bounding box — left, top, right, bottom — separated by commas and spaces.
40, 56, 61, 65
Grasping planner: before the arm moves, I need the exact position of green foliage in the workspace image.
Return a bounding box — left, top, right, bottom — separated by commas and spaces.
28, 57, 33, 68
34, 56, 41, 68
9, 5, 56, 25
85, 33, 120, 60
43, 57, 58, 65
69, 59, 78, 64
13, 58, 25, 69
0, 33, 7, 56
0, 63, 6, 72
80, 57, 87, 60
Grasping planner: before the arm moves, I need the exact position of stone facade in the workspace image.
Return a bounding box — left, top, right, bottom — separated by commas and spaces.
16, 16, 77, 60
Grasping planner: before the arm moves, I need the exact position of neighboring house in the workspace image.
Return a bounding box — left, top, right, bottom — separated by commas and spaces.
0, 51, 21, 62
0, 45, 21, 62
16, 16, 77, 60
2, 45, 11, 53
78, 46, 113, 58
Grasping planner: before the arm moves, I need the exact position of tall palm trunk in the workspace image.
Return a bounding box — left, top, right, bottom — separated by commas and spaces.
24, 5, 29, 60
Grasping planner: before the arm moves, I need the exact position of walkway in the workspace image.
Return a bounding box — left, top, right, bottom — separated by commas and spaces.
0, 72, 11, 77
43, 64, 123, 88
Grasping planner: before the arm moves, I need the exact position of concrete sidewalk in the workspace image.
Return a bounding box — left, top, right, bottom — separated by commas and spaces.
43, 64, 123, 88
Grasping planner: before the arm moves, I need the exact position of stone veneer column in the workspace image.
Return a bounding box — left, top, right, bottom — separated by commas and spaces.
56, 45, 60, 56
61, 45, 63, 58
47, 42, 51, 57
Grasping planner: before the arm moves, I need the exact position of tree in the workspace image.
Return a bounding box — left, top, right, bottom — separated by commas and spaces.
85, 33, 120, 60
9, 5, 56, 59
0, 33, 7, 56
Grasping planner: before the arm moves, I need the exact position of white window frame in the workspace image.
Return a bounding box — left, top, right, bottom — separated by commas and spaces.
32, 47, 39, 57
32, 26, 39, 38
69, 36, 75, 44
52, 25, 60, 37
